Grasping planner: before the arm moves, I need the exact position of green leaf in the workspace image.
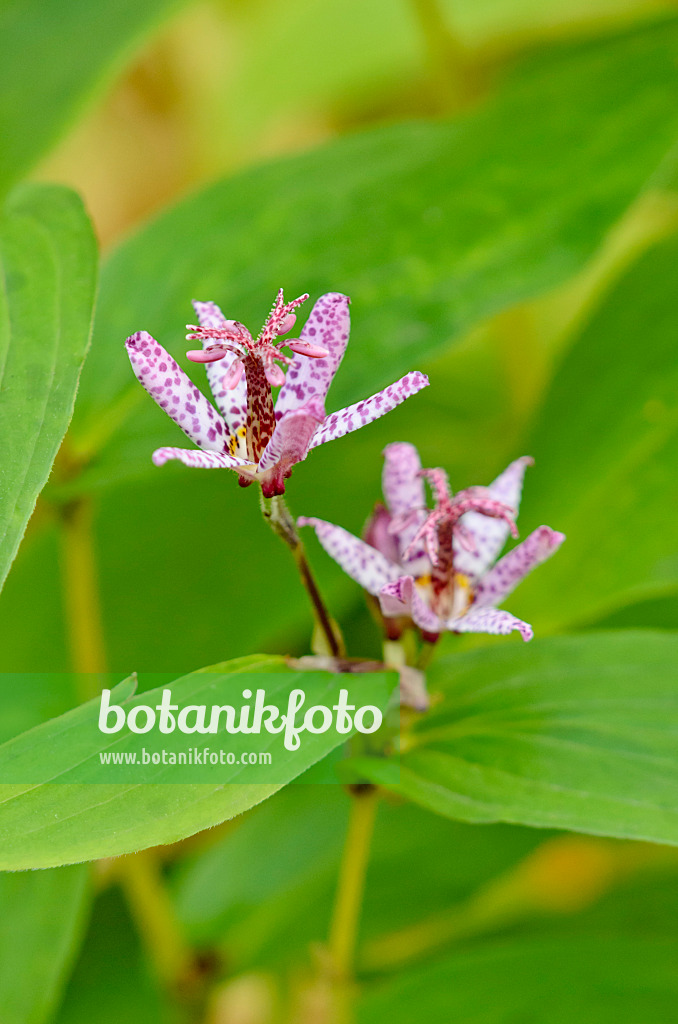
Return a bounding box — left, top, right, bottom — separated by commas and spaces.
504, 232, 678, 630
0, 658, 394, 869
353, 632, 678, 845
0, 0, 187, 198
0, 867, 90, 1024
0, 184, 97, 593
357, 935, 678, 1024
73, 17, 678, 481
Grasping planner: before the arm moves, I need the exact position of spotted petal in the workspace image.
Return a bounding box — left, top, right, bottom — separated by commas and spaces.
448, 605, 533, 641
309, 372, 430, 450
258, 397, 326, 472
152, 447, 255, 471
474, 525, 566, 609
382, 442, 428, 567
453, 456, 534, 583
192, 300, 248, 436
126, 332, 230, 453
298, 517, 397, 595
379, 575, 442, 634
275, 293, 350, 419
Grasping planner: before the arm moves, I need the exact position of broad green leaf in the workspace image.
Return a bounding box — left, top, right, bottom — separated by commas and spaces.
0, 868, 90, 1024
0, 183, 96, 593
503, 232, 678, 630
358, 935, 678, 1024
352, 632, 678, 845
0, 658, 394, 869
0, 0, 188, 198
72, 17, 678, 482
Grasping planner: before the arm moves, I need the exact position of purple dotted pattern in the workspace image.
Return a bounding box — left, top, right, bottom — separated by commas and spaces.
244, 354, 277, 461
152, 447, 254, 471
449, 606, 533, 642
382, 442, 428, 568
309, 371, 430, 451
297, 517, 396, 595
275, 293, 350, 420
125, 331, 230, 453
259, 398, 325, 472
453, 456, 534, 583
474, 525, 566, 609
192, 300, 248, 434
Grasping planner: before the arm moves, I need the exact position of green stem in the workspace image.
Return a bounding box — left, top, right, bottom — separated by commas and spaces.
328, 786, 378, 980
116, 851, 195, 989
58, 498, 108, 700
261, 493, 343, 657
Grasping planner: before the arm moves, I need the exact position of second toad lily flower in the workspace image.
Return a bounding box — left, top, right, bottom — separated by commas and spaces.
299, 443, 565, 641
126, 291, 429, 497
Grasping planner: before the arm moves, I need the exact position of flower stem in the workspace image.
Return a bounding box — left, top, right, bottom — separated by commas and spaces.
261, 493, 343, 657
116, 850, 195, 989
58, 498, 108, 700
57, 496, 196, 992
328, 785, 378, 980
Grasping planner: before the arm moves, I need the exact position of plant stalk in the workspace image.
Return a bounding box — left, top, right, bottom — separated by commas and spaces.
261, 493, 343, 657
328, 785, 378, 980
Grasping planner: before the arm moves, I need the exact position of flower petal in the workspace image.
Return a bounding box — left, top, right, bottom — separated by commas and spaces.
275, 293, 350, 419
448, 606, 533, 641
474, 525, 566, 609
192, 301, 248, 435
363, 504, 400, 564
309, 372, 430, 450
382, 442, 428, 568
453, 456, 534, 582
258, 397, 326, 472
126, 331, 230, 453
379, 575, 442, 634
152, 447, 255, 470
298, 517, 396, 594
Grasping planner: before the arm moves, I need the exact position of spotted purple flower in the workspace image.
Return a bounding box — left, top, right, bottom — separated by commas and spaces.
126, 291, 429, 497
299, 443, 565, 641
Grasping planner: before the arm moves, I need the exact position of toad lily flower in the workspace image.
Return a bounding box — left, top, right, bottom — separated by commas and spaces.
299, 443, 565, 641
125, 291, 429, 497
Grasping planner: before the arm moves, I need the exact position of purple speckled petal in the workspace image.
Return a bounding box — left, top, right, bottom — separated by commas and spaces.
448, 605, 533, 642
126, 331, 230, 453
363, 504, 400, 564
258, 397, 326, 471
298, 517, 397, 595
308, 372, 430, 450
275, 293, 350, 419
152, 447, 255, 471
382, 442, 428, 569
192, 301, 248, 436
474, 525, 566, 609
382, 442, 425, 516
379, 575, 442, 634
453, 456, 534, 583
